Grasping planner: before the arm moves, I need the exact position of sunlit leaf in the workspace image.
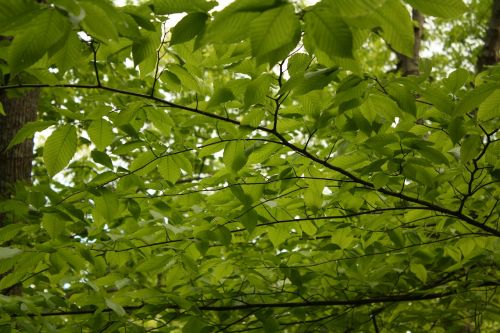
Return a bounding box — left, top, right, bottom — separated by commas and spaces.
7, 121, 56, 150
158, 156, 181, 184
43, 125, 77, 176
0, 247, 22, 260
8, 9, 70, 73
404, 0, 468, 18
152, 0, 216, 14
80, 1, 119, 42
461, 135, 482, 162
170, 12, 208, 45
87, 119, 115, 151
250, 4, 300, 58
304, 6, 353, 59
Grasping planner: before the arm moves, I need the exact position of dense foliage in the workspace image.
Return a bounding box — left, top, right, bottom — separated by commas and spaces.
0, 0, 499, 332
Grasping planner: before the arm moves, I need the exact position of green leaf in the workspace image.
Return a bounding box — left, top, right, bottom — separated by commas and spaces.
331, 152, 368, 170
158, 156, 181, 184
167, 64, 201, 92
456, 83, 497, 115
213, 226, 232, 246
89, 171, 118, 187
249, 4, 300, 58
386, 83, 416, 116
129, 151, 158, 175
240, 209, 258, 233
372, 172, 389, 188
444, 68, 469, 94
199, 138, 225, 158
223, 141, 248, 173
244, 74, 273, 107
287, 53, 312, 76
152, 0, 216, 14
261, 315, 280, 333
388, 230, 404, 247
457, 238, 476, 258
279, 67, 339, 96
8, 9, 70, 74
43, 125, 78, 176
418, 146, 449, 165
370, 0, 414, 57
127, 199, 141, 219
80, 1, 119, 42
49, 32, 83, 73
207, 87, 235, 109
241, 108, 266, 127
0, 247, 22, 260
203, 0, 280, 43
170, 12, 208, 46
403, 163, 434, 186
94, 190, 119, 223
182, 317, 208, 333
0, 224, 23, 243
148, 109, 174, 136
221, 0, 278, 12
0, 102, 5, 116
0, 0, 39, 34
268, 226, 289, 248
419, 86, 454, 114
105, 298, 126, 317
125, 9, 157, 31
7, 121, 56, 150
172, 154, 193, 175
136, 255, 171, 273
324, 0, 387, 17
304, 185, 322, 211
478, 89, 500, 121
448, 117, 466, 144
204, 11, 260, 43
42, 213, 65, 239
300, 220, 317, 236
132, 30, 161, 67
410, 263, 427, 283
51, 0, 81, 16
445, 246, 462, 262
304, 174, 324, 211
231, 185, 253, 206
87, 119, 115, 151
404, 0, 467, 18
304, 7, 353, 59
331, 227, 354, 249
461, 135, 482, 162
91, 150, 113, 169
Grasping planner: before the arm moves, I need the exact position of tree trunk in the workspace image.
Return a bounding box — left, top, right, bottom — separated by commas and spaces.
0, 89, 39, 296
396, 9, 424, 76
477, 0, 500, 72
0, 89, 39, 224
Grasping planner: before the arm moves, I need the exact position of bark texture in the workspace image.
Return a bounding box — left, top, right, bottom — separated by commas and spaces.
0, 89, 39, 296
477, 0, 500, 72
396, 9, 425, 76
0, 89, 40, 223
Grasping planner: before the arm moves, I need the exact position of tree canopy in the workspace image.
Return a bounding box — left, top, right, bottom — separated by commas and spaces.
0, 0, 499, 332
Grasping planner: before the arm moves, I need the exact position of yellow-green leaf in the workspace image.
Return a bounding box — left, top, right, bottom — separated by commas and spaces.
43, 125, 77, 176
410, 263, 427, 283
87, 119, 115, 151
158, 156, 181, 184
105, 298, 126, 316
249, 4, 300, 58
404, 0, 467, 18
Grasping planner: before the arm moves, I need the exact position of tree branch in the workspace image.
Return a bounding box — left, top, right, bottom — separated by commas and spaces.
10, 290, 470, 317
0, 82, 497, 237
